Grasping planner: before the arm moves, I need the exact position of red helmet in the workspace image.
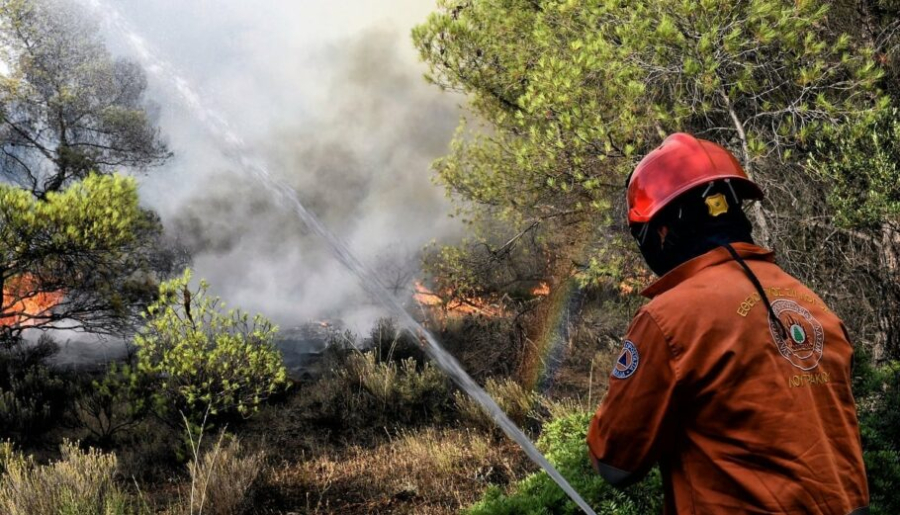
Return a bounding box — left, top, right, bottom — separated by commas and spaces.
626, 133, 763, 225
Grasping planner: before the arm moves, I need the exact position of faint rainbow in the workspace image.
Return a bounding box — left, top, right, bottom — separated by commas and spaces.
521, 277, 584, 392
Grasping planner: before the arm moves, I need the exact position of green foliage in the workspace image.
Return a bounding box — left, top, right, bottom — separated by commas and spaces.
0, 173, 159, 342
467, 412, 662, 515
866, 449, 900, 515
75, 362, 153, 445
857, 361, 900, 514
413, 0, 884, 228
125, 270, 288, 428
0, 172, 145, 251
809, 110, 900, 229
0, 440, 145, 515
413, 0, 888, 301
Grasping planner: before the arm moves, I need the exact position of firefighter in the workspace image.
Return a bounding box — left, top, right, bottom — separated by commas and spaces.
586, 133, 869, 515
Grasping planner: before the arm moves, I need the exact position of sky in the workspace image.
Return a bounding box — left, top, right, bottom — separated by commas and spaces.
85, 0, 463, 333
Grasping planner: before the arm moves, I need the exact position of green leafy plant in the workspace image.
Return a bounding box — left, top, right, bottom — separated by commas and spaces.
466, 412, 662, 515
0, 173, 161, 345
126, 270, 288, 429
343, 352, 451, 425
857, 361, 900, 515
809, 111, 900, 229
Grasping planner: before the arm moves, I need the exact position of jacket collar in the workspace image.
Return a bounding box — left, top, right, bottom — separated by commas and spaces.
641, 242, 775, 299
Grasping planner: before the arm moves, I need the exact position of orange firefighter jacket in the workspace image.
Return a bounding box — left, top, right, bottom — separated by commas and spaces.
586, 243, 869, 515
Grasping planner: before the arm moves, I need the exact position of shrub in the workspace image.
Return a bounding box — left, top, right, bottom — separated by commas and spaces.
435, 315, 527, 382
75, 362, 153, 446
858, 361, 900, 515
466, 413, 663, 515
343, 352, 452, 425
0, 336, 70, 440
0, 440, 143, 515
865, 449, 900, 515
124, 270, 288, 429
297, 343, 455, 433
456, 377, 538, 430
183, 433, 264, 515
368, 318, 428, 365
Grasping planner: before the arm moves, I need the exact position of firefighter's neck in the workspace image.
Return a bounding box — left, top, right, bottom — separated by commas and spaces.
647, 224, 754, 277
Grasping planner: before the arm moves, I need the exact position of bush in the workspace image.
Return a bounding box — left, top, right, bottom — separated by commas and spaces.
123, 270, 288, 429
0, 336, 70, 441
466, 413, 663, 515
858, 361, 900, 515
0, 440, 144, 515
75, 361, 154, 446
435, 315, 528, 382
183, 434, 264, 515
343, 352, 452, 425
456, 377, 538, 430
865, 449, 900, 515
296, 341, 455, 434
368, 318, 428, 365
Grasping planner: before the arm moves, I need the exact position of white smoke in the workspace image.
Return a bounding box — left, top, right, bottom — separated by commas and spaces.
95, 1, 462, 332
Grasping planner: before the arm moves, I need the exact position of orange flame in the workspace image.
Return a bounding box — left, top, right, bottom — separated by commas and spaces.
1, 274, 63, 328
413, 281, 506, 319
531, 282, 550, 296
413, 281, 443, 307
618, 270, 655, 295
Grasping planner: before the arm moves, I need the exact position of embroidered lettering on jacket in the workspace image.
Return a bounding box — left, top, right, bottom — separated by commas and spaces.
788, 372, 831, 388
737, 287, 830, 317
768, 299, 825, 371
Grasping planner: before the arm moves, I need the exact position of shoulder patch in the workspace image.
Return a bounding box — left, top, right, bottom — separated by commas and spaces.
613, 340, 640, 379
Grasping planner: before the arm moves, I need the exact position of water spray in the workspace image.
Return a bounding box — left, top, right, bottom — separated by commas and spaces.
76, 2, 598, 513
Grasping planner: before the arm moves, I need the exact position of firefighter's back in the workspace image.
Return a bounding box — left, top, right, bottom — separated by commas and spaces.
645, 247, 869, 514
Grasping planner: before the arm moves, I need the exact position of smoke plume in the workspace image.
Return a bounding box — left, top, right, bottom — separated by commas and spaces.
109, 2, 463, 332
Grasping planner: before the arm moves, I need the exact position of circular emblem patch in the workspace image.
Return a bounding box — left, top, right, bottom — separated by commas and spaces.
613, 340, 640, 379
768, 299, 825, 371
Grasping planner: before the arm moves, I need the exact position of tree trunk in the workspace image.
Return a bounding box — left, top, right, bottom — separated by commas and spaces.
874, 221, 900, 361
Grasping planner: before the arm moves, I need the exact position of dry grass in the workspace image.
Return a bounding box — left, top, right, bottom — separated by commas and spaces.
180, 434, 265, 515
0, 440, 141, 515
293, 351, 454, 432
343, 353, 450, 414
267, 427, 530, 515
455, 377, 538, 430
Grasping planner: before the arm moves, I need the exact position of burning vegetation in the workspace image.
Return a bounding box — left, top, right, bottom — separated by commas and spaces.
413, 280, 508, 320
0, 274, 63, 329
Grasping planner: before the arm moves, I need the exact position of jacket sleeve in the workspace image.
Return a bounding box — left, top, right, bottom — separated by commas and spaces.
586, 309, 678, 487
